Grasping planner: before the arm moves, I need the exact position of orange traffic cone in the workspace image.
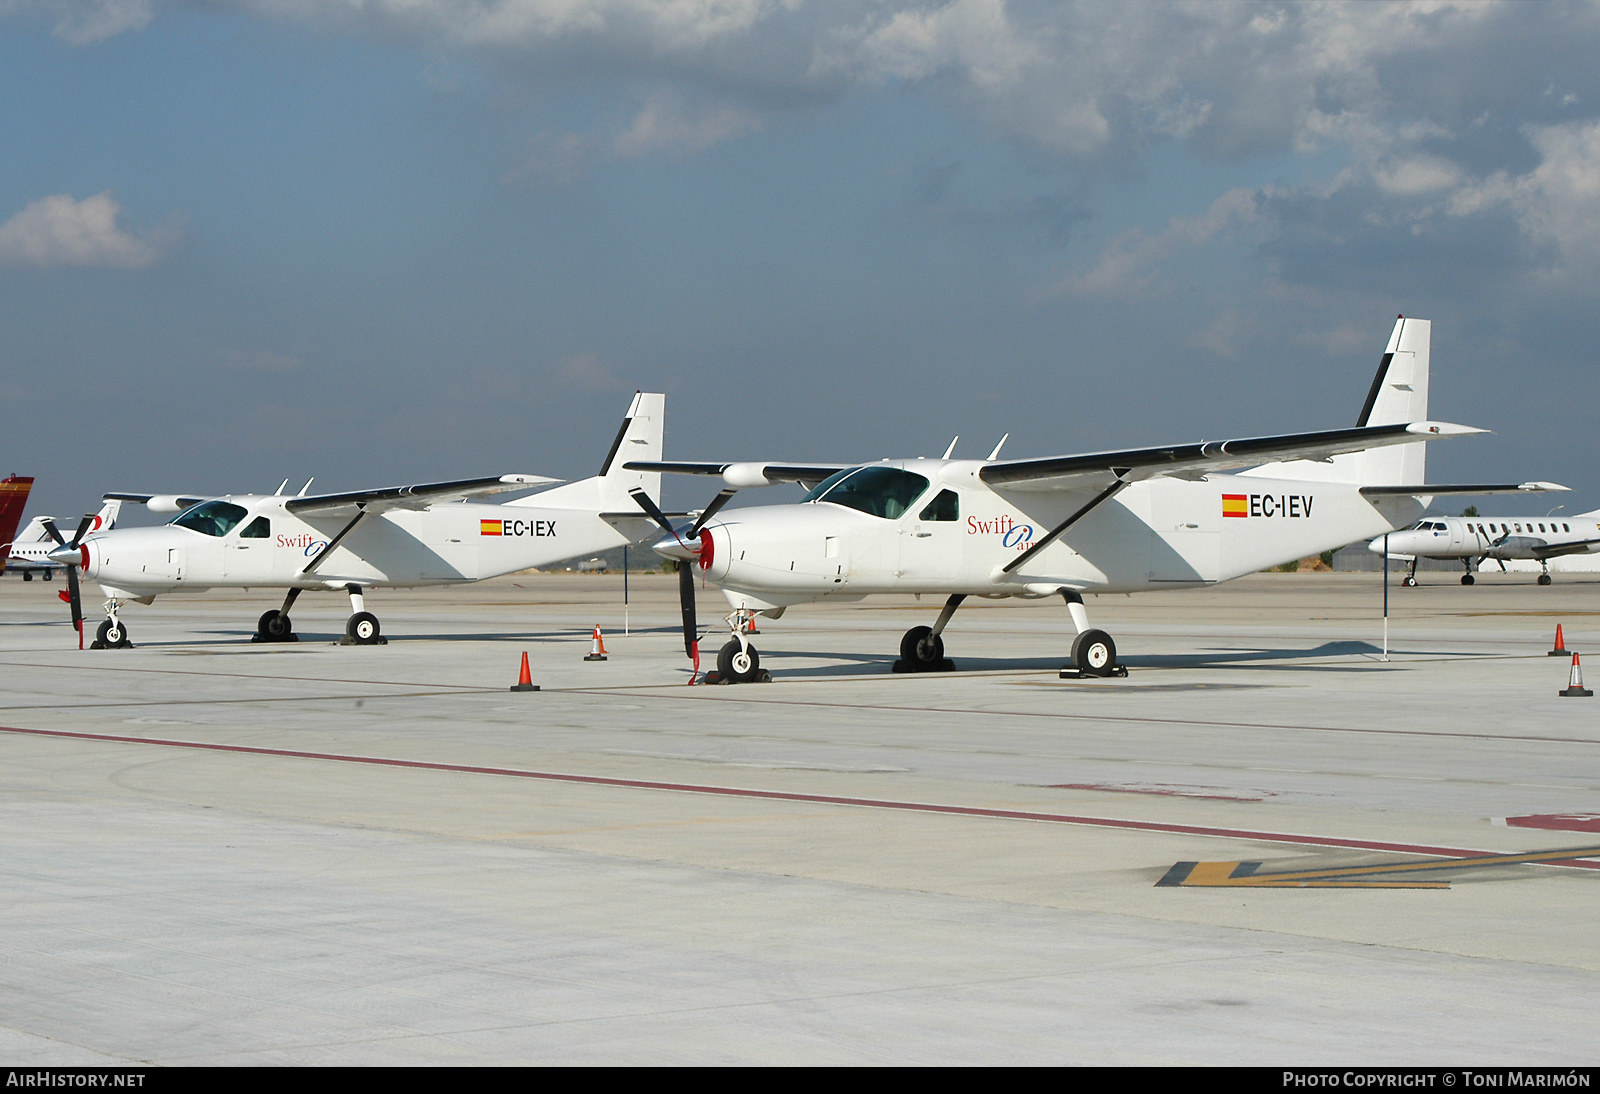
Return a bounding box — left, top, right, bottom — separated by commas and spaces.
584, 625, 608, 661
1560, 653, 1592, 697
1549, 624, 1569, 657
743, 609, 759, 635
509, 651, 540, 692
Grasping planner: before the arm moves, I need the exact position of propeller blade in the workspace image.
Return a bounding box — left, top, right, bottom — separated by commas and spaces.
678, 560, 697, 659
69, 513, 95, 548
629, 487, 678, 538
687, 488, 737, 540
64, 559, 83, 643
41, 518, 65, 547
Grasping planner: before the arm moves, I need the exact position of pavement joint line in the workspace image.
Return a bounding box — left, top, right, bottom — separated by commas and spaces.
5, 723, 1599, 871
7, 681, 1599, 750
553, 688, 1600, 749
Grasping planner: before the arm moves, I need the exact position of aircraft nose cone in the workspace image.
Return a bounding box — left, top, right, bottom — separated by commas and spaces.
1367, 537, 1387, 554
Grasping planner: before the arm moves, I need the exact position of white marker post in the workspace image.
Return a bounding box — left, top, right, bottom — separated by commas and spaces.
623, 545, 630, 636
1382, 532, 1390, 662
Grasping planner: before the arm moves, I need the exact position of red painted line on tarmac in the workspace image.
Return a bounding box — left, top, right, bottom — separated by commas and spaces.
6, 723, 1599, 871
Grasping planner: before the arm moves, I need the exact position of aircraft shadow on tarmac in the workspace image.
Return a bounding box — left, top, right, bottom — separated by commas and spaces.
755, 639, 1423, 678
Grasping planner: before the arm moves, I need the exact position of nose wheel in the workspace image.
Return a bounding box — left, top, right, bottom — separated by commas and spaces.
91, 617, 132, 649
715, 639, 762, 683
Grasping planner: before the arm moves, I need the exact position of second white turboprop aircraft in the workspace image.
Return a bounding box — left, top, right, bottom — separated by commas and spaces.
1372, 510, 1599, 586
624, 318, 1559, 682
54, 393, 667, 648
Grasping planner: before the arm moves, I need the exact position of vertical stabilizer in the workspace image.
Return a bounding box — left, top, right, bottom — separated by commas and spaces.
1356, 316, 1430, 486
510, 393, 665, 510
1239, 316, 1431, 486
0, 476, 36, 568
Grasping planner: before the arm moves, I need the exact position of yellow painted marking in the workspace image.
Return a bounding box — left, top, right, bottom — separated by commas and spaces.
1160, 845, 1600, 889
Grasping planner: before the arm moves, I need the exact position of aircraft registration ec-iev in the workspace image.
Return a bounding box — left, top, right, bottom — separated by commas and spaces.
624, 317, 1561, 682
52, 393, 667, 648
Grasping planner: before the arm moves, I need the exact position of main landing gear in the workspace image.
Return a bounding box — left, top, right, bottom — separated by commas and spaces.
887, 590, 1126, 679
252, 585, 385, 645
1058, 591, 1126, 678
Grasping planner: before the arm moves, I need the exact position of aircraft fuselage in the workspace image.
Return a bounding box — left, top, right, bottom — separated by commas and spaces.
691, 459, 1424, 611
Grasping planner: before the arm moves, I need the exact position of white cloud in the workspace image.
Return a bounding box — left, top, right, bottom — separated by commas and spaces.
1054, 187, 1258, 297
0, 192, 166, 269
1446, 119, 1600, 280
613, 92, 760, 158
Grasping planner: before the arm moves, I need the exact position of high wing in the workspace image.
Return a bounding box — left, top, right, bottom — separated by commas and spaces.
625, 461, 847, 489
284, 474, 559, 516
980, 421, 1483, 492
104, 493, 210, 513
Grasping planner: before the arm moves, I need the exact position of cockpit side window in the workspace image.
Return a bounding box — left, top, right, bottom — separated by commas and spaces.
919, 489, 959, 522
240, 516, 271, 539
171, 500, 248, 537
804, 466, 931, 519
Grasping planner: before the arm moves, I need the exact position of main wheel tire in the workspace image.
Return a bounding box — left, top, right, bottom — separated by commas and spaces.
346, 611, 381, 644
1539, 573, 1553, 586
1072, 629, 1117, 677
22, 572, 31, 581
716, 639, 760, 683
899, 625, 944, 669
1461, 574, 1475, 586
43, 571, 52, 581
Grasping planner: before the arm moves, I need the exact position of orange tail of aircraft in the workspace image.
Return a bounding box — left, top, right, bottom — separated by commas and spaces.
0, 476, 36, 570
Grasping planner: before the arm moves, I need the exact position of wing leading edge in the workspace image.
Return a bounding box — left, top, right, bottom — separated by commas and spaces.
284, 475, 559, 516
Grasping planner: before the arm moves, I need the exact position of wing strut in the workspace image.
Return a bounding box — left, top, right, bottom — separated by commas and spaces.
299, 508, 369, 577
1001, 478, 1130, 576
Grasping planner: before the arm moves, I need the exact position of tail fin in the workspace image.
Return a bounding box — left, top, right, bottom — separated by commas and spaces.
0, 476, 36, 568
508, 393, 664, 511
90, 497, 122, 534
1240, 316, 1430, 486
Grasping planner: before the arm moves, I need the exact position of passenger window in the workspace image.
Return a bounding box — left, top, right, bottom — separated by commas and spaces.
1565, 524, 1571, 532
1539, 524, 1547, 533
919, 489, 960, 522
240, 516, 271, 539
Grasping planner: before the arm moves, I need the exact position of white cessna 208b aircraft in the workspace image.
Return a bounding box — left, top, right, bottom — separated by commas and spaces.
624, 318, 1558, 682
54, 393, 667, 648
1372, 510, 1598, 586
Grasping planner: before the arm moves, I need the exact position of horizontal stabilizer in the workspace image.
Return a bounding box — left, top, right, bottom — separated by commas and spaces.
626, 461, 846, 489
1360, 481, 1568, 497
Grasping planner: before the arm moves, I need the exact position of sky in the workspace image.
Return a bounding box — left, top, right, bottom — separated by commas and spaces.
4, 0, 1600, 523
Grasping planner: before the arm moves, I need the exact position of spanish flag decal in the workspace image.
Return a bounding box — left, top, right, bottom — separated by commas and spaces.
1222, 494, 1248, 518
480, 519, 503, 536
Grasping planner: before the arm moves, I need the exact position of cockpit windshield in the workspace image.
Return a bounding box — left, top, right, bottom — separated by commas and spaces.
802, 466, 930, 519
171, 500, 248, 537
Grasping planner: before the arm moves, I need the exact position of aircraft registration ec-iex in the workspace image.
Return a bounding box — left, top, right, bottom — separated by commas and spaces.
49, 393, 668, 648
624, 317, 1562, 683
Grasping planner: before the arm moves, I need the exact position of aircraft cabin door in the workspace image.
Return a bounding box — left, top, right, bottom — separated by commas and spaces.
1146, 479, 1219, 584
898, 488, 963, 586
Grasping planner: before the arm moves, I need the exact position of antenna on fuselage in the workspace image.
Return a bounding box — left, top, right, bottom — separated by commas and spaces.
986, 434, 1009, 461
942, 436, 959, 459
275, 479, 289, 496
298, 478, 315, 496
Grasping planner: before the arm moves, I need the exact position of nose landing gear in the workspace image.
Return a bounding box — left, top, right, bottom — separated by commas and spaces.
90, 600, 132, 649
